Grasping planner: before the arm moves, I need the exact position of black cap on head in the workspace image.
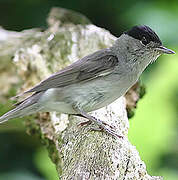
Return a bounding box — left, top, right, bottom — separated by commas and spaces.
124, 25, 162, 45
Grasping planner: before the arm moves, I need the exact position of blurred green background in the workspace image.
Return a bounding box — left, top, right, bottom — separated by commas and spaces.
0, 0, 178, 179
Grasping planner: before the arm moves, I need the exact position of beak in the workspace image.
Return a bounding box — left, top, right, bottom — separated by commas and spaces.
156, 46, 175, 54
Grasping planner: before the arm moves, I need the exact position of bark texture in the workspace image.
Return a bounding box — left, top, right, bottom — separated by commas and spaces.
0, 7, 163, 180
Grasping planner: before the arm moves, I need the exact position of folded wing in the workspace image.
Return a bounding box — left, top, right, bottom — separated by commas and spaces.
24, 49, 118, 93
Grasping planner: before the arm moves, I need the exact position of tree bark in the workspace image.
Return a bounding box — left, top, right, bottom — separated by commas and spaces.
0, 7, 163, 180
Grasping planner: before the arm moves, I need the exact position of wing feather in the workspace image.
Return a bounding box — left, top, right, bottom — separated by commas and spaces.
24, 49, 118, 93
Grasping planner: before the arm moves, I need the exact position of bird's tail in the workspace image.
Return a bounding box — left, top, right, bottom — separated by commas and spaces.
0, 92, 43, 124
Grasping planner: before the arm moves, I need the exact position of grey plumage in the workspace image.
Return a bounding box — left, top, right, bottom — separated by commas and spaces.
0, 25, 175, 137
24, 49, 118, 93
0, 92, 43, 123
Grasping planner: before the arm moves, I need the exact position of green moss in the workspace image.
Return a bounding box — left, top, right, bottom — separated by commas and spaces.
44, 138, 62, 176
7, 86, 18, 98
127, 82, 146, 119
138, 82, 146, 99
127, 108, 135, 119
24, 116, 41, 136
25, 117, 62, 175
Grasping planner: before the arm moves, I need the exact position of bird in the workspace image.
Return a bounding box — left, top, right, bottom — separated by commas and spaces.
0, 25, 175, 137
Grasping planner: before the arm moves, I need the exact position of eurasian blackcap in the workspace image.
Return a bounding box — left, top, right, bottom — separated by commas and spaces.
0, 25, 175, 137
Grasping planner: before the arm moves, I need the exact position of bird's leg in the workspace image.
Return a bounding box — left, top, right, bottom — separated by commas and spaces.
78, 120, 92, 127
73, 114, 92, 127
74, 114, 114, 129
76, 109, 123, 138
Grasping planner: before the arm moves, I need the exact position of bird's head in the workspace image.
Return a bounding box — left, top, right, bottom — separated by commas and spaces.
122, 25, 175, 64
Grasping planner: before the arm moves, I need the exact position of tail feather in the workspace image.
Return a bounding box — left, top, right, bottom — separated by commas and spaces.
0, 92, 43, 123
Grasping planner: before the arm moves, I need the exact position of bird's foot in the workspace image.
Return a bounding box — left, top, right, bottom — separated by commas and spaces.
90, 116, 123, 138
90, 126, 123, 138
92, 116, 115, 129
78, 118, 114, 129
79, 114, 122, 138
78, 120, 123, 138
75, 109, 123, 138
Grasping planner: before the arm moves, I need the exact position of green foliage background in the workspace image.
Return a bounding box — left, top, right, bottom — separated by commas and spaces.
0, 0, 177, 179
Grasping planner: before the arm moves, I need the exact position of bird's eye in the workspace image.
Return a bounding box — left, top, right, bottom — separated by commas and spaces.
141, 36, 149, 45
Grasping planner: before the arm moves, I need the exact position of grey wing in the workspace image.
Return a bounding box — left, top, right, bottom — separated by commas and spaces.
24, 48, 118, 93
